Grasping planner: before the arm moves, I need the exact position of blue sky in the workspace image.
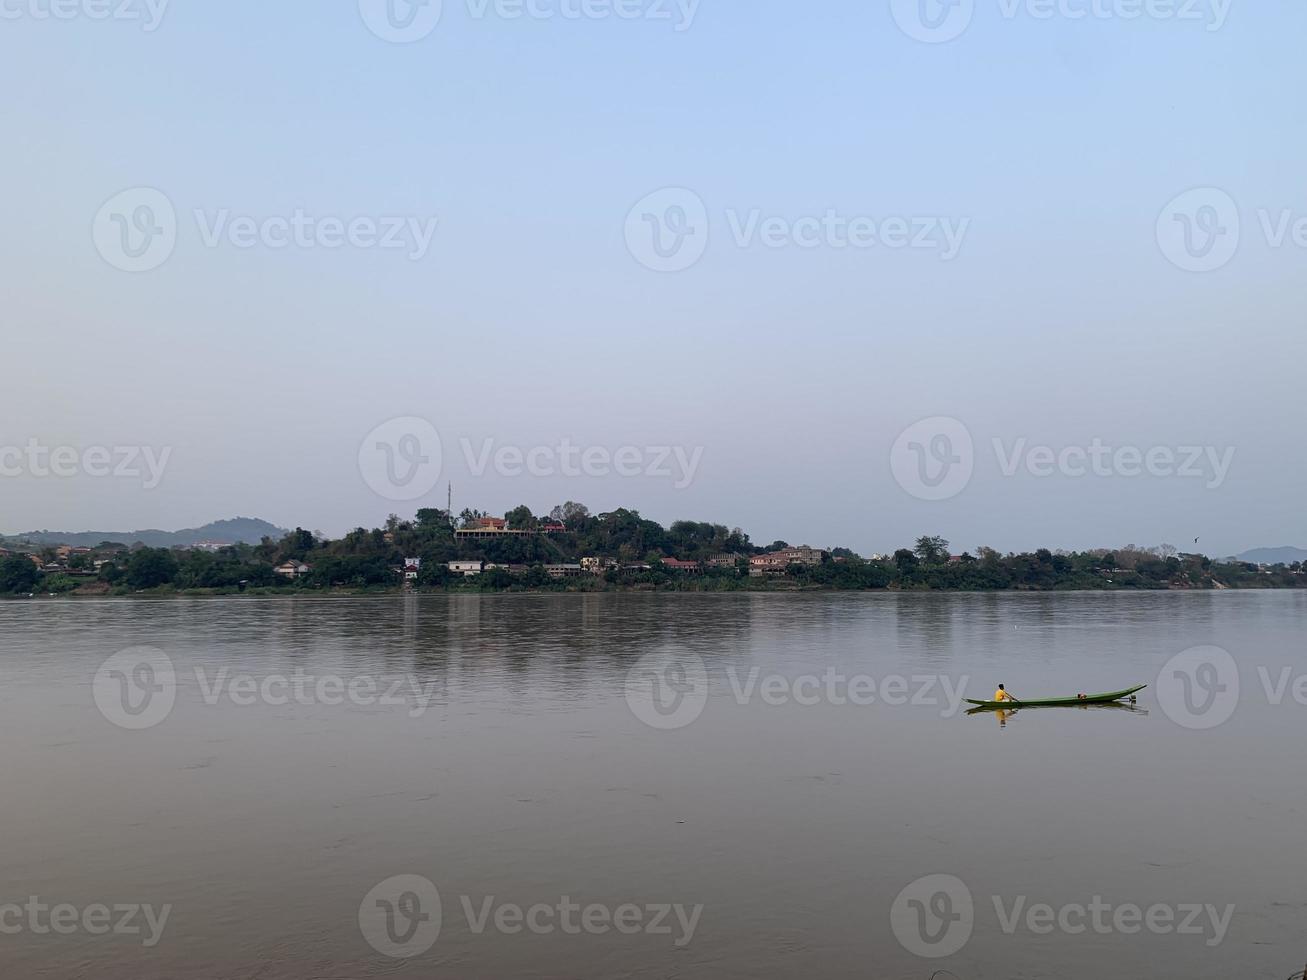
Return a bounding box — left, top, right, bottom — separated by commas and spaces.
2, 0, 1303, 555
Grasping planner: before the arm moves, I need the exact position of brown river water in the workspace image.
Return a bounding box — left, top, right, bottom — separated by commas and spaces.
1, 591, 1304, 979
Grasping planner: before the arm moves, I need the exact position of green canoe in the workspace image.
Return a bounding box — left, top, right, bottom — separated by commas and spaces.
964, 684, 1146, 710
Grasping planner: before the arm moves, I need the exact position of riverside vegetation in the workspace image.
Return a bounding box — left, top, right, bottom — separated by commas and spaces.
1, 503, 1303, 597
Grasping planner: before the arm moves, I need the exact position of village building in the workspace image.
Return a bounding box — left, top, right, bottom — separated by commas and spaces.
660, 558, 700, 572
544, 564, 584, 579
749, 546, 825, 576
454, 517, 534, 541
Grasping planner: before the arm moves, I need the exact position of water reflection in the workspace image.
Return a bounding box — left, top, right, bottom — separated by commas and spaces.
0, 591, 1303, 980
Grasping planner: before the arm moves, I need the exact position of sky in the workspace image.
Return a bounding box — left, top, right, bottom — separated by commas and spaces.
1, 0, 1303, 557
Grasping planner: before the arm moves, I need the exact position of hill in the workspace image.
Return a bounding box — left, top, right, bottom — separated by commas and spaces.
1235, 546, 1307, 566
2, 517, 288, 549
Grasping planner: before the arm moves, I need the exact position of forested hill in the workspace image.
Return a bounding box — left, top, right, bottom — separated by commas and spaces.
3, 517, 286, 549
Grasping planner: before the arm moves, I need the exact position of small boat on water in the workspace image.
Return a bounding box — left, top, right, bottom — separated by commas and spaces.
964, 684, 1146, 710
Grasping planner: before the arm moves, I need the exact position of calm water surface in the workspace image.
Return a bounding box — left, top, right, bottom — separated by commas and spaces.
2, 592, 1304, 979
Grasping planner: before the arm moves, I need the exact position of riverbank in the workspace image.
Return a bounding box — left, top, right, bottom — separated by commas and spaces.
7, 579, 1305, 600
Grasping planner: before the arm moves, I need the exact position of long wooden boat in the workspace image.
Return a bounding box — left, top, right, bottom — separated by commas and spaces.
964, 684, 1146, 710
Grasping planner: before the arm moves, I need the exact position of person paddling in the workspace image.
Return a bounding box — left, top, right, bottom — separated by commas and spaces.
994, 684, 1017, 703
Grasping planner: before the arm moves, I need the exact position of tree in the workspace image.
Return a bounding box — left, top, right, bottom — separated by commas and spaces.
416, 508, 453, 532
914, 536, 950, 565
549, 502, 589, 526
125, 548, 179, 590
284, 527, 315, 554
0, 556, 41, 594
894, 549, 919, 574
506, 505, 536, 531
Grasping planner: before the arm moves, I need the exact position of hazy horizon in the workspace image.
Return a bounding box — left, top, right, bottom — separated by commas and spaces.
4, 1, 1304, 558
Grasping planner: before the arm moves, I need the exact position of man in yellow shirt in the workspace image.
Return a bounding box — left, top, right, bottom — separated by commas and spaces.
994, 684, 1016, 703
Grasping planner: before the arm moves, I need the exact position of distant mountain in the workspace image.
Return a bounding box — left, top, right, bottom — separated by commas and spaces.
1234, 546, 1307, 566
2, 517, 288, 549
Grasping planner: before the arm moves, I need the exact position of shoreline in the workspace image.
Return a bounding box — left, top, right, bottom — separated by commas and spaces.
5, 583, 1303, 601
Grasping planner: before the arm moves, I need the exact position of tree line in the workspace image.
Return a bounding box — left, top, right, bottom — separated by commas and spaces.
1, 504, 1302, 595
